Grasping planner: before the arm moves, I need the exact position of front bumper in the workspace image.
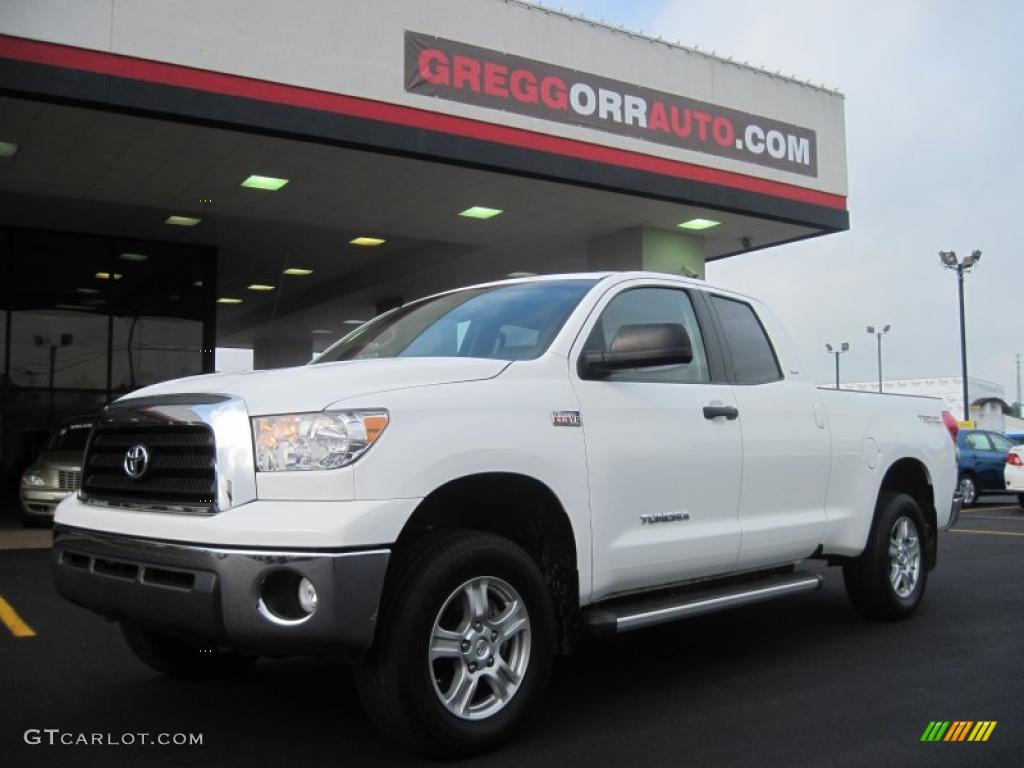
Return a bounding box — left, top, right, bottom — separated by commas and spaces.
52, 526, 389, 658
21, 488, 71, 518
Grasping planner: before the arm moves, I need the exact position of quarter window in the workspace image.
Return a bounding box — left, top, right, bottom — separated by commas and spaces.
711, 296, 781, 384
989, 433, 1013, 453
583, 288, 709, 383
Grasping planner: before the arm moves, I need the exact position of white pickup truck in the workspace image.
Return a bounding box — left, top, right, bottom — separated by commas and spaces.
53, 272, 959, 756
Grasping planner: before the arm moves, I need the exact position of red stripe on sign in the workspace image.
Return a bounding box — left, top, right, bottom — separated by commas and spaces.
0, 34, 846, 211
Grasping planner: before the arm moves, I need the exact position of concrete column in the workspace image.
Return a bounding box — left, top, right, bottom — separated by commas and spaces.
587, 227, 705, 278
253, 337, 313, 369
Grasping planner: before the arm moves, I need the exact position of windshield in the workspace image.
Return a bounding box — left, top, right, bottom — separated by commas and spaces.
315, 280, 596, 363
46, 421, 93, 452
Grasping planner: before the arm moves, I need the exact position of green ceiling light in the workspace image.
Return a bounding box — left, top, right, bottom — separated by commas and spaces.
76, 287, 100, 295
165, 215, 202, 226
241, 174, 290, 191
0, 141, 18, 157
282, 267, 313, 276
119, 252, 149, 262
459, 206, 503, 219
349, 236, 386, 246
311, 329, 334, 334
247, 283, 275, 292
506, 271, 537, 278
217, 297, 243, 304
94, 272, 123, 280
677, 217, 721, 231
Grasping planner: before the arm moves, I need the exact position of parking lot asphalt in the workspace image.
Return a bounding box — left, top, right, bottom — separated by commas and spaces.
1, 502, 1022, 768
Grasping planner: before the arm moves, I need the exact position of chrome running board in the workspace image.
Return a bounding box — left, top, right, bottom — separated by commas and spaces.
580, 571, 823, 635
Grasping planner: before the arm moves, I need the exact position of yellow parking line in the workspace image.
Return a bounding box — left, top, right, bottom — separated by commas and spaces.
0, 595, 36, 638
951, 528, 1024, 538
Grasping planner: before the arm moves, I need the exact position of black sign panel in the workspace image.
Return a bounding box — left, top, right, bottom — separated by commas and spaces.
405, 31, 818, 177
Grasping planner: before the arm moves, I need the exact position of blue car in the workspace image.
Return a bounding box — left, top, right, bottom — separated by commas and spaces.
957, 429, 1017, 506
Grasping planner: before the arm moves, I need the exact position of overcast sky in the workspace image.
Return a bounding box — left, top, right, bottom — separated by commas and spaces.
532, 0, 1023, 399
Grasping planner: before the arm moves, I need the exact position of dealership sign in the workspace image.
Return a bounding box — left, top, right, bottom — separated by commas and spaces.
405, 32, 818, 177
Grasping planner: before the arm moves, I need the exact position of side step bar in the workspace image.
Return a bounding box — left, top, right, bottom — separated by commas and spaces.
580, 571, 823, 636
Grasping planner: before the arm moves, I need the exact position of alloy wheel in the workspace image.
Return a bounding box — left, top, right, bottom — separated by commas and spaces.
428, 576, 532, 721
888, 516, 921, 599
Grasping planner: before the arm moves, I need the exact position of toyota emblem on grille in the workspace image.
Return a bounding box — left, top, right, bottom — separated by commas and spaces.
123, 444, 150, 479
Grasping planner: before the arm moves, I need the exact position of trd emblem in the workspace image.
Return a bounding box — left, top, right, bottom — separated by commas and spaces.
123, 444, 150, 479
552, 411, 582, 427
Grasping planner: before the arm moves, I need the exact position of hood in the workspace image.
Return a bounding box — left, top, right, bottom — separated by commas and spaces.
36, 451, 85, 471
117, 357, 511, 415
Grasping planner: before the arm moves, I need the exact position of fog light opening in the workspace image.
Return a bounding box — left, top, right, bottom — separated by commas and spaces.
258, 570, 316, 625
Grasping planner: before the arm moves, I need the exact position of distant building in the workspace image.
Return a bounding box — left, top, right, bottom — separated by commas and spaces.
843, 377, 1011, 431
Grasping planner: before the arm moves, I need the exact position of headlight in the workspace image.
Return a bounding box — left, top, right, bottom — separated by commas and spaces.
22, 472, 45, 487
253, 410, 389, 472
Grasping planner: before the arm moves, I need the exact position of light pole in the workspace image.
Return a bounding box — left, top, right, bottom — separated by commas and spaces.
34, 332, 73, 425
825, 342, 849, 389
1015, 353, 1021, 416
866, 325, 890, 393
939, 249, 981, 422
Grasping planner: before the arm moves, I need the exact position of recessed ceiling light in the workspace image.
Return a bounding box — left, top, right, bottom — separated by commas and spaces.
350, 236, 386, 246
0, 141, 18, 158
677, 218, 721, 231
282, 267, 313, 276
95, 272, 123, 280
119, 252, 149, 262
506, 271, 537, 278
459, 206, 503, 219
76, 287, 100, 294
217, 297, 243, 304
311, 329, 334, 334
241, 174, 289, 191
247, 283, 275, 291
165, 215, 202, 226
55, 304, 94, 311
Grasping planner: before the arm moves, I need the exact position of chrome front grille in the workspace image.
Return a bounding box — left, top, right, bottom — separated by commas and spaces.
82, 425, 217, 511
80, 394, 256, 514
57, 470, 82, 491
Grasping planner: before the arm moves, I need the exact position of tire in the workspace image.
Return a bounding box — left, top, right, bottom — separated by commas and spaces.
843, 492, 929, 620
356, 531, 555, 758
958, 473, 979, 507
120, 621, 257, 680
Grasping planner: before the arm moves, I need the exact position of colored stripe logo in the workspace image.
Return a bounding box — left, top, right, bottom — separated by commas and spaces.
921, 721, 997, 742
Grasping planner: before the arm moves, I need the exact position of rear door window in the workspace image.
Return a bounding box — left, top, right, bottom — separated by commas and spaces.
964, 433, 992, 451
710, 296, 781, 384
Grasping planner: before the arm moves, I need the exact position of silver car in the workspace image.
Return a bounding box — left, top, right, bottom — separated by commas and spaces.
20, 417, 94, 526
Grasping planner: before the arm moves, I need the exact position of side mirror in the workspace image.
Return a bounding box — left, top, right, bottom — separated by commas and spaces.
579, 323, 693, 379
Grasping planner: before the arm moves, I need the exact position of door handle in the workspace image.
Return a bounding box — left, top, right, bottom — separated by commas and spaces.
703, 405, 739, 420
